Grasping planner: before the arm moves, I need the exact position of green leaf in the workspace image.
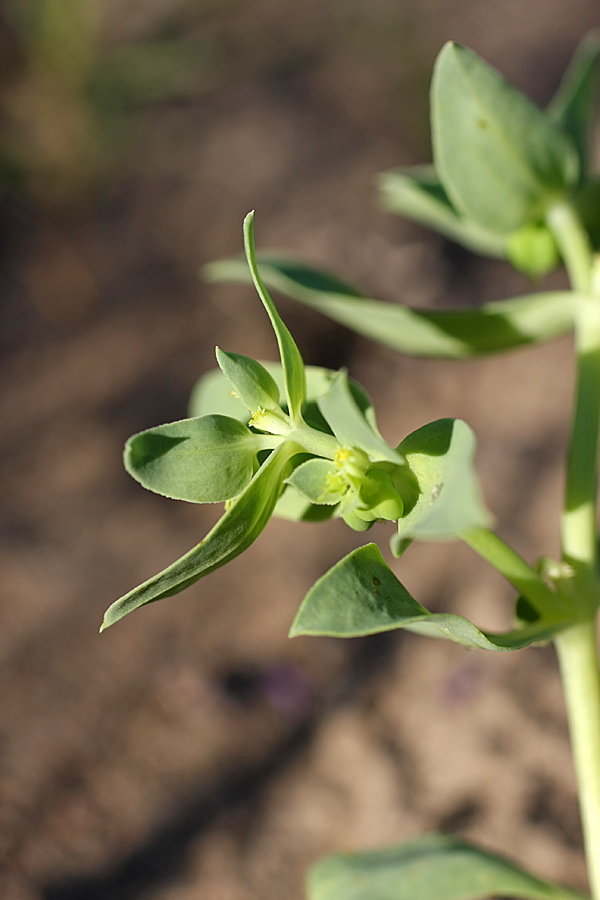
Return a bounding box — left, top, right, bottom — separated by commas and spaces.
124, 415, 272, 503
243, 212, 306, 423
101, 441, 297, 630
574, 177, 600, 250
290, 544, 570, 649
547, 30, 600, 176
274, 485, 339, 522
215, 348, 281, 415
392, 419, 492, 546
306, 833, 587, 900
318, 371, 402, 464
432, 42, 579, 234
205, 255, 577, 358
377, 165, 506, 257
286, 458, 344, 505
506, 223, 559, 279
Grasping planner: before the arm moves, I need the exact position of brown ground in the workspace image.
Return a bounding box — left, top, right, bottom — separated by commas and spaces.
1, 2, 599, 898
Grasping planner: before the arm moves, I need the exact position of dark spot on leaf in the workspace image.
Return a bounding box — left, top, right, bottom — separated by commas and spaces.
477, 117, 489, 129
372, 576, 381, 586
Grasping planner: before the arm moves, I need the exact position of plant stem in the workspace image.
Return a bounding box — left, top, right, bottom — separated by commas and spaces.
547, 203, 599, 607
555, 619, 600, 900
461, 526, 568, 619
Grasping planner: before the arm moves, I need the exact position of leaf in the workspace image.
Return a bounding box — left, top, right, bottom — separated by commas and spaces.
547, 30, 600, 176
432, 42, 579, 234
215, 348, 281, 414
101, 441, 297, 630
204, 255, 577, 358
290, 544, 570, 649
124, 415, 272, 503
377, 165, 506, 257
286, 458, 344, 505
274, 485, 339, 522
306, 833, 587, 900
189, 361, 375, 433
243, 212, 306, 423
392, 418, 492, 545
506, 223, 559, 279
574, 177, 600, 251
317, 371, 403, 464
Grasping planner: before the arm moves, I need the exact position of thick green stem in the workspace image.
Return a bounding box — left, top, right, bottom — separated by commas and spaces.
547, 203, 599, 606
556, 620, 600, 900
461, 526, 567, 620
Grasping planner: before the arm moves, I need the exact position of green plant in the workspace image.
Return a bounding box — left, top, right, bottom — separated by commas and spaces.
103, 34, 600, 900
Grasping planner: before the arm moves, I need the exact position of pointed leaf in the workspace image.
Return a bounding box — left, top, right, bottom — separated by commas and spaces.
101, 441, 297, 630
243, 212, 306, 422
216, 348, 281, 414
307, 833, 587, 900
124, 415, 271, 503
432, 42, 579, 233
290, 544, 569, 649
318, 371, 402, 464
548, 30, 600, 176
377, 165, 506, 257
205, 255, 577, 358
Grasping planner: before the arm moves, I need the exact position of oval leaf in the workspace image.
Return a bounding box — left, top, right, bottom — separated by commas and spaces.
290, 544, 570, 649
101, 441, 298, 630
392, 418, 492, 545
124, 415, 271, 503
215, 348, 281, 414
286, 458, 344, 505
377, 165, 506, 258
307, 833, 587, 900
432, 42, 579, 233
204, 256, 577, 358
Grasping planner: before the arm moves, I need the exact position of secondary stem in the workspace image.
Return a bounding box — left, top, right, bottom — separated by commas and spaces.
556, 620, 600, 900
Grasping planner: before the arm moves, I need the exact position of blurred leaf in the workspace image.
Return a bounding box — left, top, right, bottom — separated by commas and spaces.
306, 833, 587, 900
101, 440, 297, 630
124, 414, 270, 503
291, 544, 566, 648
216, 348, 281, 414
574, 177, 600, 250
377, 165, 506, 257
205, 256, 577, 358
392, 418, 492, 546
244, 212, 306, 423
318, 370, 402, 464
432, 42, 579, 233
547, 30, 600, 176
506, 223, 559, 279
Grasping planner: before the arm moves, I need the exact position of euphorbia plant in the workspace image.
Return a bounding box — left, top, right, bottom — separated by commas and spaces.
103, 34, 600, 900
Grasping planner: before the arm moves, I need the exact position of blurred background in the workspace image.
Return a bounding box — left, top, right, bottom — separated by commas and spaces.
0, 2, 599, 898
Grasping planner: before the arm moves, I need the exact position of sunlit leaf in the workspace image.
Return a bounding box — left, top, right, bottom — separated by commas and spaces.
377, 165, 506, 257
391, 418, 492, 546
290, 544, 569, 649
101, 441, 298, 630
432, 42, 579, 233
205, 256, 577, 358
216, 348, 281, 414
124, 415, 272, 503
243, 211, 306, 422
548, 30, 600, 176
318, 371, 403, 464
306, 833, 587, 900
